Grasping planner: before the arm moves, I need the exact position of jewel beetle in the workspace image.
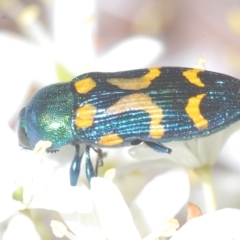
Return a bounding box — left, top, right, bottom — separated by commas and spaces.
18, 67, 240, 185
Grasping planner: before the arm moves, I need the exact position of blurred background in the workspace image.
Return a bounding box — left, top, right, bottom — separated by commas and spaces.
0, 0, 240, 239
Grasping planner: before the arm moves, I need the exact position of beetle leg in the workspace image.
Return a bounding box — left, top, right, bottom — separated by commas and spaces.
85, 145, 96, 184
130, 139, 142, 145
70, 144, 84, 186
144, 141, 172, 154
93, 148, 105, 176
91, 147, 105, 175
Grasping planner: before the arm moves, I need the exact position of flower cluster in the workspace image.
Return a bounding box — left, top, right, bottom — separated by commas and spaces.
2, 0, 240, 239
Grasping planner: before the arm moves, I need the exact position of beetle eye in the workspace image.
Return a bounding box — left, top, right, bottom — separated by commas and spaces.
18, 127, 32, 149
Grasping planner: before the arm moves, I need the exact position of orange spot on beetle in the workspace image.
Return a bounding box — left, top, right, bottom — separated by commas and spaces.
99, 134, 123, 146
107, 68, 161, 90
185, 94, 208, 129
183, 69, 205, 87
74, 77, 96, 94
75, 103, 96, 128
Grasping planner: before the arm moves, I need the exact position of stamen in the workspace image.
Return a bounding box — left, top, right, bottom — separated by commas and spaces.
33, 140, 52, 154
50, 220, 78, 240
104, 168, 116, 181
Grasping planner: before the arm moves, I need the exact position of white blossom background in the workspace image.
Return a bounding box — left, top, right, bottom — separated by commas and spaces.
1, 0, 240, 239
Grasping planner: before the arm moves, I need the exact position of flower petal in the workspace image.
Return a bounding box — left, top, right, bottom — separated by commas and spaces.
130, 168, 189, 237
218, 122, 240, 171
0, 32, 57, 122
53, 0, 96, 73
0, 126, 26, 221
2, 214, 40, 240
94, 36, 165, 71
28, 185, 93, 213
91, 177, 141, 240
170, 208, 240, 240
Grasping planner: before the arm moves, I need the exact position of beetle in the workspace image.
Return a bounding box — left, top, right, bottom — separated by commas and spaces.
18, 67, 240, 185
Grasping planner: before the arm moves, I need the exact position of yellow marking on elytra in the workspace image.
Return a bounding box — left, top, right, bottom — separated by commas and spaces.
107, 68, 161, 90
74, 77, 96, 94
107, 93, 164, 138
185, 94, 208, 129
99, 134, 123, 146
183, 69, 205, 87
75, 103, 96, 128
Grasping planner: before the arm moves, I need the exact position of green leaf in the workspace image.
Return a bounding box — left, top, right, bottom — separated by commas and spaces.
55, 63, 75, 82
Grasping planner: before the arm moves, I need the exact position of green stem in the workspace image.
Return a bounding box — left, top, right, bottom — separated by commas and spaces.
194, 165, 217, 212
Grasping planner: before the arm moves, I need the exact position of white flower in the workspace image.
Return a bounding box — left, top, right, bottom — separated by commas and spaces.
130, 168, 189, 237
0, 125, 26, 222
170, 208, 240, 240
2, 214, 41, 240
0, 124, 94, 219
3, 0, 240, 239
128, 121, 240, 212
52, 176, 184, 240
51, 179, 240, 240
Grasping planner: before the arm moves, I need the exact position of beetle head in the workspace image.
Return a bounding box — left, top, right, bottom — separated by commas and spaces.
18, 83, 74, 151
